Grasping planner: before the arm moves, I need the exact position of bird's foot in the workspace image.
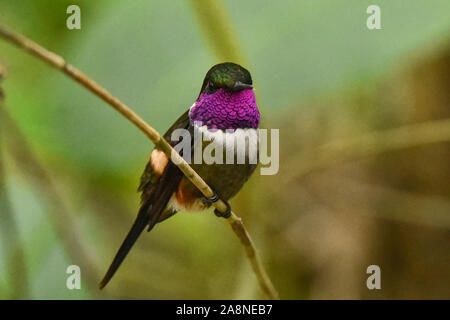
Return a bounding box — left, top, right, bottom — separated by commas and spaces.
214, 201, 231, 219
202, 190, 231, 219
203, 190, 219, 204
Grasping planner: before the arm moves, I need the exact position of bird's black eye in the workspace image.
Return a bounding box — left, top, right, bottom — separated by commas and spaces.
207, 80, 216, 94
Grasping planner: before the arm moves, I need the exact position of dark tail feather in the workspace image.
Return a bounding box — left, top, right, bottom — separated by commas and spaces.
99, 201, 152, 289
99, 161, 183, 289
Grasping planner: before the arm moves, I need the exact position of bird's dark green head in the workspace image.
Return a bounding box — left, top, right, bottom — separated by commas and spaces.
191, 62, 259, 129
200, 62, 253, 95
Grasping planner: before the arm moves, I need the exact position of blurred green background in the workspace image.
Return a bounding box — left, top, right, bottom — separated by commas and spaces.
0, 0, 449, 299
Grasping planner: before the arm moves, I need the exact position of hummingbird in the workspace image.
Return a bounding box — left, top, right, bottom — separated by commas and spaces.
99, 62, 260, 289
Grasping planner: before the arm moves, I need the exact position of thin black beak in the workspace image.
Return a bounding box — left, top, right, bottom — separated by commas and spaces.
233, 81, 253, 91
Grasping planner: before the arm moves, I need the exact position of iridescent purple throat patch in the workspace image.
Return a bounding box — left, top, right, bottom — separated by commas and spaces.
189, 89, 260, 130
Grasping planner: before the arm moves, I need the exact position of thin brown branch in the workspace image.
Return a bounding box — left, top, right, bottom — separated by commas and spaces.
0, 24, 279, 299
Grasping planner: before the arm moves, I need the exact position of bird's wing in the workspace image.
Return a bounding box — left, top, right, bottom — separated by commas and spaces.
99, 109, 191, 289
138, 109, 191, 197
